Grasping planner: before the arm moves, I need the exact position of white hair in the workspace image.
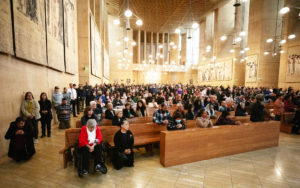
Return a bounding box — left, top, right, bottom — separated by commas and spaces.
90, 101, 97, 106
87, 119, 97, 127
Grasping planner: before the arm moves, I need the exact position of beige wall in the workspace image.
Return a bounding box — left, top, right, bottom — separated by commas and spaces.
0, 54, 78, 157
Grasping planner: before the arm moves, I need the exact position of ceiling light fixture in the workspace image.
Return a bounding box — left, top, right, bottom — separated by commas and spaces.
192, 22, 199, 29
136, 19, 143, 26
288, 34, 296, 39
124, 9, 132, 17
220, 35, 227, 41
279, 7, 290, 15
175, 28, 181, 34
113, 19, 120, 25
266, 38, 273, 43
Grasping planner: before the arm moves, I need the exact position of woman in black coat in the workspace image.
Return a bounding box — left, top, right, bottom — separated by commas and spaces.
39, 92, 53, 137
113, 120, 134, 170
250, 95, 265, 122
5, 117, 35, 161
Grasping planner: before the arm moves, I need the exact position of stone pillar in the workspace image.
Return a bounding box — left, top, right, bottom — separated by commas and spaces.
278, 0, 300, 89
246, 0, 283, 88
77, 0, 90, 84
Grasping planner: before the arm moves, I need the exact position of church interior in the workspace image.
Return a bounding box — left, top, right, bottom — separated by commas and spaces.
0, 0, 300, 187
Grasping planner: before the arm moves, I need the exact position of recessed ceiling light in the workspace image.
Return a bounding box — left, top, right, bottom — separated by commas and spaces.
266, 38, 273, 43
279, 7, 290, 15
124, 9, 132, 17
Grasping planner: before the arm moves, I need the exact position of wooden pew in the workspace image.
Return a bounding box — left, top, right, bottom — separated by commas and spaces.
280, 112, 295, 134
59, 128, 81, 168
60, 123, 166, 168
160, 121, 280, 167
231, 115, 251, 123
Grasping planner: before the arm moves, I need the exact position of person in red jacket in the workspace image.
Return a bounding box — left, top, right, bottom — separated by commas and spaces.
78, 119, 107, 175
284, 95, 296, 112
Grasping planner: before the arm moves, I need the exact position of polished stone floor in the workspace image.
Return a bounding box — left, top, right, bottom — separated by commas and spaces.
0, 116, 300, 188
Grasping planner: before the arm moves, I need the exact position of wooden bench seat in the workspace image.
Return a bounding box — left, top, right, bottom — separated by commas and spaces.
160, 121, 280, 167
60, 123, 165, 168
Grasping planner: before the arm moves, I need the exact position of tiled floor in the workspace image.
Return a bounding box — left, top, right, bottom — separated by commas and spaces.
0, 116, 300, 188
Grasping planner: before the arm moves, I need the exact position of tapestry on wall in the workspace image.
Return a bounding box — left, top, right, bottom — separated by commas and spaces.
286, 45, 300, 82
90, 15, 102, 78
224, 60, 233, 81
64, 0, 78, 74
0, 0, 14, 55
103, 49, 109, 79
46, 0, 64, 71
198, 60, 232, 82
13, 0, 47, 65
245, 54, 258, 83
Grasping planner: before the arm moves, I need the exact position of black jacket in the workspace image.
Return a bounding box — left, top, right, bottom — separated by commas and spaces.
167, 119, 186, 130
114, 130, 134, 153
80, 114, 97, 126
250, 102, 265, 122
105, 109, 115, 120
112, 116, 126, 126
5, 121, 36, 161
38, 100, 53, 121
185, 110, 194, 120
122, 108, 137, 118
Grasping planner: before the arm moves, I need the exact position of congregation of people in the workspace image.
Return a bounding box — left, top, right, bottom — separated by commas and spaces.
4, 83, 300, 175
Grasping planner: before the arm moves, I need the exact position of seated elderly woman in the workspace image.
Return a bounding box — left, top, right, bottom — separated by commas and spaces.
78, 119, 107, 175
5, 117, 35, 161
113, 120, 134, 170
167, 111, 186, 130
90, 101, 102, 123
195, 109, 213, 128
112, 111, 126, 126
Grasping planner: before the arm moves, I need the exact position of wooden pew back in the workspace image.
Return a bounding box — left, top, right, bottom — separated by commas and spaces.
280, 112, 296, 133
160, 121, 280, 167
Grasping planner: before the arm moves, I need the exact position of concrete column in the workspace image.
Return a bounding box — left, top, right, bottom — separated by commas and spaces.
77, 0, 90, 84
246, 0, 283, 88
138, 30, 141, 64
162, 33, 165, 64
144, 31, 147, 63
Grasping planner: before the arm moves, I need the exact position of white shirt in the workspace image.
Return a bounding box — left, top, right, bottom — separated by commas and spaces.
87, 126, 96, 144
68, 88, 77, 100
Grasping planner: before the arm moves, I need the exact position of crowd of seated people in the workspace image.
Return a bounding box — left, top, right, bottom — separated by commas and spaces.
5, 83, 300, 165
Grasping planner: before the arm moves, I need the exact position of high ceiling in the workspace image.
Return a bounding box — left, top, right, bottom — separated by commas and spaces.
106, 0, 231, 33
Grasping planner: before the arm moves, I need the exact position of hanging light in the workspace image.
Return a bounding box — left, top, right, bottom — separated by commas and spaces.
230, 49, 235, 53
240, 50, 245, 54
233, 58, 237, 61
131, 41, 136, 46
159, 54, 163, 58
202, 57, 206, 61
175, 28, 181, 34
220, 35, 227, 41
136, 19, 143, 26
239, 31, 247, 36
172, 45, 177, 49
192, 22, 199, 29
266, 38, 273, 43
156, 52, 160, 56
288, 34, 296, 39
124, 37, 129, 42
116, 41, 121, 45
113, 19, 120, 25
264, 51, 269, 55
123, 49, 128, 54
280, 50, 285, 54
279, 7, 290, 15
124, 9, 132, 17
233, 0, 241, 7
280, 39, 286, 44
117, 52, 121, 56
235, 37, 242, 42
170, 41, 175, 46
159, 45, 163, 49
245, 47, 250, 51
206, 45, 211, 52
